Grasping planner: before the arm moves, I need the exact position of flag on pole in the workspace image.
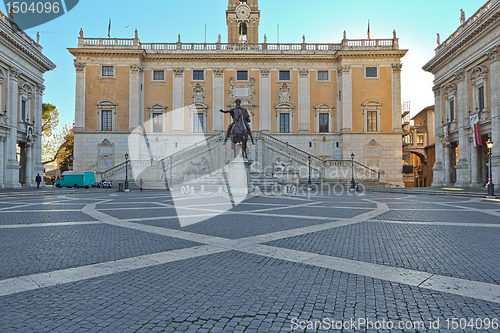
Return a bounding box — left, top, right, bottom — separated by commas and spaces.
367, 20, 370, 39
470, 113, 483, 146
108, 18, 111, 38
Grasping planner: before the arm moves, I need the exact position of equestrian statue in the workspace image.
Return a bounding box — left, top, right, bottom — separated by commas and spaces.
220, 99, 255, 159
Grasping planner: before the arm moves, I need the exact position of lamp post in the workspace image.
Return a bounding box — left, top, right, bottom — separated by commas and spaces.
350, 153, 355, 191
486, 139, 494, 197
125, 153, 129, 190
308, 155, 312, 190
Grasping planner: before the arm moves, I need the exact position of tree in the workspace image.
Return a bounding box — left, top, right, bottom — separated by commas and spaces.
55, 125, 74, 173
42, 103, 59, 137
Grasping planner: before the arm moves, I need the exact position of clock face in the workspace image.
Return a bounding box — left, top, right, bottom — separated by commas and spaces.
236, 4, 251, 19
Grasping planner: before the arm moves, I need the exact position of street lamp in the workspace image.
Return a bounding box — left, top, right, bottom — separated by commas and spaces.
308, 155, 312, 190
125, 153, 129, 190
486, 139, 494, 197
350, 153, 355, 191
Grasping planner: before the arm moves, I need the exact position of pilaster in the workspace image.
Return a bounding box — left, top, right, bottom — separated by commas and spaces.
129, 64, 143, 131
454, 69, 470, 187
213, 68, 225, 132
5, 68, 21, 189
338, 65, 352, 132
298, 68, 310, 132
0, 137, 5, 188
391, 63, 403, 131
34, 83, 45, 178
173, 68, 185, 133
74, 62, 86, 132
488, 46, 500, 186
259, 68, 271, 132
431, 85, 444, 187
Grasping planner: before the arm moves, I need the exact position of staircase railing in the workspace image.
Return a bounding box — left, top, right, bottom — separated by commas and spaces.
261, 133, 324, 166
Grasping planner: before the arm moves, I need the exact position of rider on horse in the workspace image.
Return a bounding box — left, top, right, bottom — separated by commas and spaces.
220, 99, 255, 145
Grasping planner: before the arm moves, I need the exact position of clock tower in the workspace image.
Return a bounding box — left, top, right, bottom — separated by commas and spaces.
227, 0, 260, 44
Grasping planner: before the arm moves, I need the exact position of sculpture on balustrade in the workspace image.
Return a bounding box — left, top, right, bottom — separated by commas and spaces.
436, 33, 440, 45
79, 28, 84, 38
460, 9, 466, 25
183, 156, 210, 175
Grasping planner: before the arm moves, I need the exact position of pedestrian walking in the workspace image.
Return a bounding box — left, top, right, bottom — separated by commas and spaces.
35, 174, 42, 189
139, 178, 144, 192
51, 175, 56, 186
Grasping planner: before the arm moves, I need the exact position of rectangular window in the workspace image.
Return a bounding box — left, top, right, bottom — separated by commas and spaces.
21, 100, 26, 122
279, 70, 290, 81
193, 113, 204, 133
279, 113, 290, 133
101, 110, 112, 131
319, 113, 329, 133
153, 113, 162, 133
237, 71, 248, 81
193, 70, 204, 81
318, 71, 329, 81
449, 100, 455, 122
417, 135, 424, 145
153, 70, 164, 81
479, 86, 485, 112
366, 67, 377, 78
102, 66, 114, 77
367, 111, 377, 132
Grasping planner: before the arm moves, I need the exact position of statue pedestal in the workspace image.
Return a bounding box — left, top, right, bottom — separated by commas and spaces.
225, 145, 253, 197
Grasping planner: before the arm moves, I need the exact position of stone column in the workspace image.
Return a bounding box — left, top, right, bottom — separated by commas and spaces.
339, 65, 352, 132
488, 47, 500, 187
34, 83, 45, 182
129, 64, 143, 131
392, 64, 403, 131
213, 69, 225, 132
25, 144, 33, 186
173, 68, 185, 133
74, 62, 86, 132
470, 136, 480, 187
0, 137, 5, 188
454, 69, 470, 187
5, 68, 21, 188
259, 69, 271, 133
431, 86, 444, 186
298, 69, 310, 133
443, 144, 451, 186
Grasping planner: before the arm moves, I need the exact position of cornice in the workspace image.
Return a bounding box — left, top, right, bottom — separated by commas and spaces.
0, 27, 55, 72
423, 3, 500, 73
67, 48, 147, 58
335, 50, 408, 60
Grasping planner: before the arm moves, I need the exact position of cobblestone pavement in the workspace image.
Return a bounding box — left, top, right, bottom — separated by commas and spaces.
1, 190, 500, 332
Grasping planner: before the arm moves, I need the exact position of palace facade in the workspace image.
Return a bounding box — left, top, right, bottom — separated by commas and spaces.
0, 11, 55, 188
69, 0, 407, 186
423, 0, 500, 188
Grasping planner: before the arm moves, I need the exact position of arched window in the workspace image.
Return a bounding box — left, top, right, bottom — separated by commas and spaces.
239, 23, 247, 42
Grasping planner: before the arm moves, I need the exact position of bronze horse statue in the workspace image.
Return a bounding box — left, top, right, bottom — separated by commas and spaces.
227, 107, 249, 159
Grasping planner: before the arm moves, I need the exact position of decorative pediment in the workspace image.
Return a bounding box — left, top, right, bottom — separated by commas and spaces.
96, 99, 117, 107
444, 83, 457, 97
470, 65, 488, 81
189, 101, 209, 110
19, 82, 33, 97
99, 139, 113, 147
148, 103, 168, 111
314, 103, 335, 110
361, 100, 383, 107
275, 101, 295, 109
367, 139, 379, 146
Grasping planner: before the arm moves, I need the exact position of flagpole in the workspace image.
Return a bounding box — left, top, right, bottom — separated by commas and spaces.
108, 18, 111, 38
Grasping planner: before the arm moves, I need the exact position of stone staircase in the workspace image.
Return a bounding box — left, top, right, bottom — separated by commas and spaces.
100, 131, 389, 189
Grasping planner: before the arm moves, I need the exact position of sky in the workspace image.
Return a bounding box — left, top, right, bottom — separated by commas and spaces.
2, 0, 486, 128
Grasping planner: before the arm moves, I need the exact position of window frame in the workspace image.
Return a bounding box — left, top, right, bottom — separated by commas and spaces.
278, 70, 292, 82
192, 69, 205, 82
152, 69, 165, 82
279, 113, 290, 133
237, 70, 249, 81
317, 70, 329, 82
101, 65, 115, 78
364, 66, 379, 80
362, 100, 382, 132
101, 110, 113, 131
96, 99, 118, 132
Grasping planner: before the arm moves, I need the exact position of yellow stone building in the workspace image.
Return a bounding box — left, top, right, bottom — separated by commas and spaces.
68, 0, 407, 186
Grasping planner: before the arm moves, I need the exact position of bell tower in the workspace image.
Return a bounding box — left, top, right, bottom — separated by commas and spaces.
227, 0, 260, 44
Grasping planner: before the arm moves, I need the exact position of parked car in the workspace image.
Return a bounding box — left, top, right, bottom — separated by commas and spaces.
97, 180, 112, 188
55, 171, 95, 188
